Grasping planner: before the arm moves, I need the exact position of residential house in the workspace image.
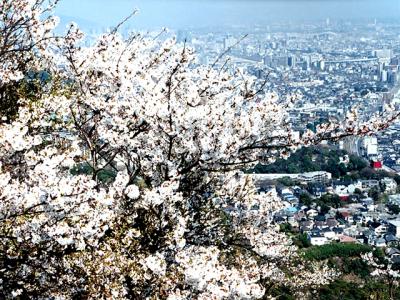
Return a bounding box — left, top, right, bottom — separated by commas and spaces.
308, 232, 328, 246
308, 183, 327, 197
361, 180, 380, 190
386, 247, 400, 256
332, 227, 344, 236
326, 217, 338, 228
374, 237, 387, 247
375, 224, 388, 236
344, 226, 361, 237
339, 211, 353, 223
356, 235, 367, 244
321, 227, 336, 240
386, 248, 400, 263
307, 209, 319, 219
361, 198, 375, 211
300, 220, 314, 233
339, 235, 357, 243
385, 234, 399, 247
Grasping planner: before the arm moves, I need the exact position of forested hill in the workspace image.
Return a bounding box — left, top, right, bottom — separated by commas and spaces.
249, 146, 368, 178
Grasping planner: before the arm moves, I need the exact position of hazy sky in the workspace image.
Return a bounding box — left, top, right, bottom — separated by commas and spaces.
55, 0, 400, 30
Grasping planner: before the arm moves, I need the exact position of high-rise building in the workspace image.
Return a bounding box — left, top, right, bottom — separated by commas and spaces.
373, 49, 393, 63
378, 62, 384, 74
381, 70, 388, 82
388, 71, 398, 84
223, 36, 236, 50
361, 136, 378, 156
274, 56, 289, 68
288, 56, 297, 68
390, 57, 400, 66
319, 60, 326, 71
263, 54, 273, 67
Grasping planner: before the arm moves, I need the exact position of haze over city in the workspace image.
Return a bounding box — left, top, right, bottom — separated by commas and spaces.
56, 0, 400, 30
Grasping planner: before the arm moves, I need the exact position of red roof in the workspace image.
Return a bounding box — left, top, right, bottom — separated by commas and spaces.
339, 235, 357, 243
341, 211, 350, 218
372, 161, 382, 169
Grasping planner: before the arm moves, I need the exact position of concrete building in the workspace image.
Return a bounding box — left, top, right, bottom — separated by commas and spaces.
249, 171, 332, 184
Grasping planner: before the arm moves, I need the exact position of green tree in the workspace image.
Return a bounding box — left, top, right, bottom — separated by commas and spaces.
302, 243, 372, 261
293, 233, 311, 248
318, 280, 370, 300
348, 155, 368, 171
388, 204, 400, 215
318, 194, 341, 209
319, 203, 331, 215
369, 188, 380, 202
299, 193, 313, 206
279, 223, 293, 234
277, 177, 295, 187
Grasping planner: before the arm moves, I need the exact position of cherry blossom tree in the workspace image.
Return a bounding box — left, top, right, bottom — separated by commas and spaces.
1, 1, 399, 299
0, 0, 59, 122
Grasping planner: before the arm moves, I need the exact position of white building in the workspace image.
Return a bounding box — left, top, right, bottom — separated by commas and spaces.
388, 220, 400, 238
323, 230, 336, 240
381, 177, 397, 194
334, 181, 363, 195
389, 194, 400, 206
361, 180, 379, 190
306, 209, 319, 218
361, 136, 378, 156
375, 225, 388, 236
249, 171, 332, 184
308, 233, 328, 246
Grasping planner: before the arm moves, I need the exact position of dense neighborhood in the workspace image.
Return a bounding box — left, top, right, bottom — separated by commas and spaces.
250, 145, 400, 269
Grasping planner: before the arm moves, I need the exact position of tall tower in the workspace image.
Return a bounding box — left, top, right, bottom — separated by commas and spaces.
326, 18, 330, 28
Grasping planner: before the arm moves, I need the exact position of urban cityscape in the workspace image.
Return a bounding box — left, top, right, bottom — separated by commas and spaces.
176, 17, 400, 296
172, 19, 400, 209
